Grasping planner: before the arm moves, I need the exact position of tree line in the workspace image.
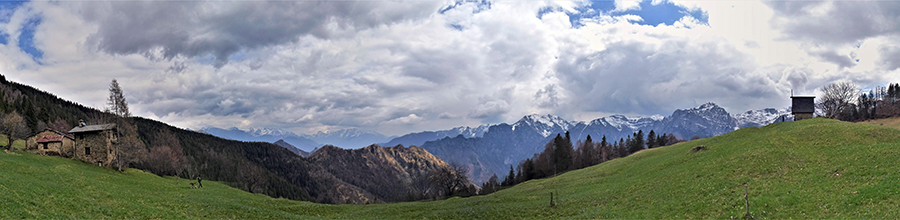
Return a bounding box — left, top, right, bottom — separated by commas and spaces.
480, 130, 682, 194
817, 81, 900, 121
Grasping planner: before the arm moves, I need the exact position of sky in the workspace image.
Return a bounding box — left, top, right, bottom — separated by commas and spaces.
0, 0, 898, 136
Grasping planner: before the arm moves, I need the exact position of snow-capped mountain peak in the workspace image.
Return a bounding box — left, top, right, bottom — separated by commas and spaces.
447, 125, 491, 138
304, 128, 391, 148
589, 115, 657, 131
247, 127, 298, 137
733, 107, 792, 128
309, 128, 380, 139
690, 102, 725, 113
514, 114, 575, 137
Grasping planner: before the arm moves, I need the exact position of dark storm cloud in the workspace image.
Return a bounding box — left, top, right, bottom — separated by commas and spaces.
812, 51, 855, 69
80, 1, 442, 68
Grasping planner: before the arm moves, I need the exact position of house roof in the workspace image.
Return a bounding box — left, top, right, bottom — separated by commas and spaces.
37, 135, 65, 143
39, 128, 75, 139
69, 124, 117, 133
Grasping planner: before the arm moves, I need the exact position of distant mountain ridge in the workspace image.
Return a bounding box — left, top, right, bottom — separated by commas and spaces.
380, 125, 490, 148
200, 127, 321, 152
421, 103, 794, 184
303, 128, 392, 149
274, 140, 310, 157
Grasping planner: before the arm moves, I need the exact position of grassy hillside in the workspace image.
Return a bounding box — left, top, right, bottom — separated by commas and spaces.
862, 117, 900, 130
3, 118, 899, 218
0, 134, 26, 150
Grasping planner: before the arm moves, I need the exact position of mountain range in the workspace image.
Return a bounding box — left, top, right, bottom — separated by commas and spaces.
203, 103, 792, 184
199, 127, 392, 151
420, 103, 794, 184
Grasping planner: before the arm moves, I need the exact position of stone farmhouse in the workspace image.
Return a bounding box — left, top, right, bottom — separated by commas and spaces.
69, 123, 118, 166
25, 120, 118, 166
26, 129, 75, 157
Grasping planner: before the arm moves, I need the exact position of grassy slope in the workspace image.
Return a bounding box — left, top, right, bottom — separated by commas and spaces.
2, 118, 899, 218
862, 117, 900, 130
0, 134, 27, 150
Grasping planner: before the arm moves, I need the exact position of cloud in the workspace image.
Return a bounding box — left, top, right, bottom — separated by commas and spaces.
385, 113, 423, 125
469, 100, 510, 119
766, 1, 900, 45
534, 84, 561, 108
880, 44, 900, 71
811, 50, 856, 69
78, 1, 443, 68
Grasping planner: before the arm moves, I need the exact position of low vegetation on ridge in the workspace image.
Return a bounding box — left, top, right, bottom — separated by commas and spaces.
3, 118, 899, 218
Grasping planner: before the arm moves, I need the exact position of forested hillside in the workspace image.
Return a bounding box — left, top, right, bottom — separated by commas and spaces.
0, 75, 376, 204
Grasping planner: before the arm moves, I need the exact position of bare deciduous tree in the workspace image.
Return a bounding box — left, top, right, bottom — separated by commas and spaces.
140, 129, 188, 177
817, 81, 858, 120
2, 112, 29, 149
429, 162, 471, 198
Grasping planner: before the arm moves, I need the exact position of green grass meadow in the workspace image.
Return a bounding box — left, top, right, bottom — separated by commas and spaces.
2, 118, 899, 218
0, 134, 27, 150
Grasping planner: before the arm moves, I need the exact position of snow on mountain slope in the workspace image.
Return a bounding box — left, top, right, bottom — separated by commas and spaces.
513, 114, 575, 137
733, 107, 793, 128
304, 128, 391, 149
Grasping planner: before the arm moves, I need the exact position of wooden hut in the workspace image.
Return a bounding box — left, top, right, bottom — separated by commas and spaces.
791, 96, 815, 121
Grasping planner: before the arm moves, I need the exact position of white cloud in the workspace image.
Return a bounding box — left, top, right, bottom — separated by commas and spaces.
613, 0, 641, 12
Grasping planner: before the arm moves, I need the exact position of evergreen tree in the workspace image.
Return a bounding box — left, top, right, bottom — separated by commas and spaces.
523, 158, 535, 181
106, 79, 130, 117
610, 141, 619, 159
553, 133, 574, 174
658, 133, 668, 147
647, 130, 657, 149
502, 165, 516, 186
628, 130, 645, 154
617, 138, 627, 157
577, 135, 595, 168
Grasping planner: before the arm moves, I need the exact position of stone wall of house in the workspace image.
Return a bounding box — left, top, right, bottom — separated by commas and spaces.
794, 113, 814, 121
75, 130, 116, 166
60, 138, 75, 158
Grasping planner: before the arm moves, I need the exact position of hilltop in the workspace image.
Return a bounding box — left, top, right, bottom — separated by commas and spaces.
3, 118, 899, 218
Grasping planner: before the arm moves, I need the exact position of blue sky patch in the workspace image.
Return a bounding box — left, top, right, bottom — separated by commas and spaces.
18, 16, 43, 63
0, 1, 25, 22
624, 0, 708, 26
553, 0, 707, 28
448, 24, 464, 31
0, 1, 27, 45
439, 0, 491, 14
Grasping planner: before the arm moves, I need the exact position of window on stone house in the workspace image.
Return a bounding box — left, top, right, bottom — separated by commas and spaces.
85, 147, 91, 155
